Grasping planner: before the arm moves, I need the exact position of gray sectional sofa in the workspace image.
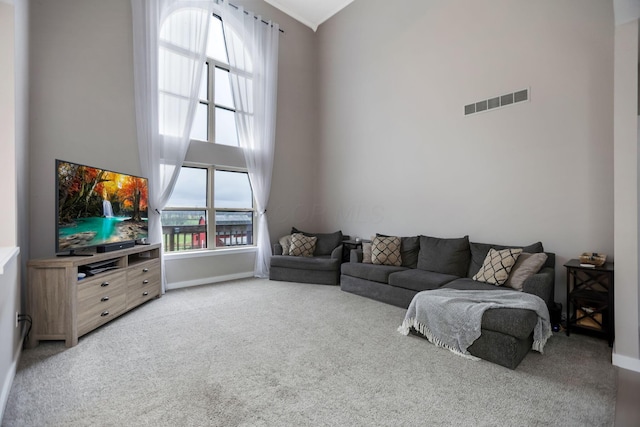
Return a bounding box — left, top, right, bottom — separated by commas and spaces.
341, 235, 555, 369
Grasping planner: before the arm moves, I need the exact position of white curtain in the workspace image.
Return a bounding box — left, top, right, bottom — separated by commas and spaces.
131, 0, 213, 291
219, 1, 279, 278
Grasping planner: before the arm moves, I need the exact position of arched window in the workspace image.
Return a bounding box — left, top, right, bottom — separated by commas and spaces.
160, 11, 255, 252
158, 7, 210, 139
190, 14, 248, 146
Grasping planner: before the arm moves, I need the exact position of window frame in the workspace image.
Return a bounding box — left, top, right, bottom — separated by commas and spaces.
212, 167, 255, 248
190, 14, 239, 147
163, 13, 255, 254
162, 164, 256, 252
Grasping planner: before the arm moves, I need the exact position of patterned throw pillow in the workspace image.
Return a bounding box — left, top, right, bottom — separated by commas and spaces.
472, 248, 523, 285
371, 235, 402, 266
289, 233, 317, 257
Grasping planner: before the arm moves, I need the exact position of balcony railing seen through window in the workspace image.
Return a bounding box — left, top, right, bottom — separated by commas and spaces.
161, 211, 253, 252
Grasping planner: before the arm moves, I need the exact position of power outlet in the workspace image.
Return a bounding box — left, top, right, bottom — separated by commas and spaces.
15, 312, 19, 328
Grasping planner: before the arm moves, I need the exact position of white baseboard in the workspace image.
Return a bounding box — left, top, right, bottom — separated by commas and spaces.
0, 341, 22, 422
612, 351, 640, 373
166, 272, 255, 291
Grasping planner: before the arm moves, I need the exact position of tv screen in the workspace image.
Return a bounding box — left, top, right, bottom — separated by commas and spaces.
56, 160, 149, 255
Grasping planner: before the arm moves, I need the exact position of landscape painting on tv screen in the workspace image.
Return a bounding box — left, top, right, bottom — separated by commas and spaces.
57, 160, 149, 252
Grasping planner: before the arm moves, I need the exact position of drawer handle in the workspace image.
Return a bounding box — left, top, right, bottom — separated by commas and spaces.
101, 282, 109, 287
143, 279, 149, 284
101, 296, 110, 302
101, 311, 109, 317
142, 268, 149, 273
142, 291, 149, 296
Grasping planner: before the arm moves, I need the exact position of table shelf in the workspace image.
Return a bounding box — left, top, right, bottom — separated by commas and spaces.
564, 259, 614, 346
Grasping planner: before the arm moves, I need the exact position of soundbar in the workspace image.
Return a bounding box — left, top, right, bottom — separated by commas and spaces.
96, 240, 135, 253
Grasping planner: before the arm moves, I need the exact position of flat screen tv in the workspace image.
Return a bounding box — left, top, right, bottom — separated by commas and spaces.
56, 159, 149, 255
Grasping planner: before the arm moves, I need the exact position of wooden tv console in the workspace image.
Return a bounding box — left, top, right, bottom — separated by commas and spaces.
27, 243, 162, 348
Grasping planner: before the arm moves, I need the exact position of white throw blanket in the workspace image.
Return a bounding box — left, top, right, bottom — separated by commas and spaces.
398, 289, 552, 360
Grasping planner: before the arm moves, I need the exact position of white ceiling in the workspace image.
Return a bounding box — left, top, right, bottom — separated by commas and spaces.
264, 0, 354, 32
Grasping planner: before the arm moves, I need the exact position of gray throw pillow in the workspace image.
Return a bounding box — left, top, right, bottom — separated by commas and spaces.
362, 242, 372, 263
417, 235, 470, 277
291, 227, 343, 256
278, 234, 292, 255
504, 252, 548, 291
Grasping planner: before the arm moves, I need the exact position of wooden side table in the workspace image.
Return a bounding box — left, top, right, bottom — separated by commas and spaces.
564, 259, 614, 346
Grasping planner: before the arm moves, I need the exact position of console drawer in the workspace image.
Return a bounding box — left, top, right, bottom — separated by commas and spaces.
126, 282, 160, 310
77, 293, 126, 336
77, 271, 127, 336
77, 271, 126, 312
128, 260, 160, 290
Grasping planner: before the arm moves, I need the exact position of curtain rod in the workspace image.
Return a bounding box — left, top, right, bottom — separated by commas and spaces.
217, 0, 285, 34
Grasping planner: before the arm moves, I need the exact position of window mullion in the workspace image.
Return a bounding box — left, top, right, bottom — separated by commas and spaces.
208, 60, 215, 143
208, 166, 216, 249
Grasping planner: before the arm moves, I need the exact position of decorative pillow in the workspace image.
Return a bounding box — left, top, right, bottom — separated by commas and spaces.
371, 235, 402, 266
279, 234, 292, 255
504, 252, 548, 291
291, 227, 343, 256
473, 248, 523, 286
467, 241, 543, 278
362, 242, 372, 263
288, 233, 317, 257
417, 235, 470, 277
377, 234, 420, 268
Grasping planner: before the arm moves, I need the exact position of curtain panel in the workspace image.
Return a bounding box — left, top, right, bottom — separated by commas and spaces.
131, 0, 213, 291
219, 0, 280, 278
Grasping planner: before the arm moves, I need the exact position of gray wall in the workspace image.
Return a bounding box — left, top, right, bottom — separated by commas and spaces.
29, 0, 139, 259
613, 17, 640, 369
316, 0, 615, 306
0, 0, 28, 418
27, 0, 318, 286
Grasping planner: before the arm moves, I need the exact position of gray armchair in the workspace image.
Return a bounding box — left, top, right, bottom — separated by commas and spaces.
269, 229, 346, 286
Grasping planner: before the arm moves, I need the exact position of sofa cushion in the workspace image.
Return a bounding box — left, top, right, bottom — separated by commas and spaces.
289, 233, 316, 257
388, 269, 459, 292
270, 255, 340, 271
341, 262, 408, 284
291, 227, 343, 256
371, 235, 402, 266
417, 235, 470, 277
467, 241, 544, 278
442, 277, 501, 292
441, 278, 538, 339
399, 236, 421, 268
505, 252, 548, 291
377, 234, 420, 268
472, 248, 523, 286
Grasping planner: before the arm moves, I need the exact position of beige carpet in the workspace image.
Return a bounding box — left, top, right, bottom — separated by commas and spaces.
3, 279, 616, 426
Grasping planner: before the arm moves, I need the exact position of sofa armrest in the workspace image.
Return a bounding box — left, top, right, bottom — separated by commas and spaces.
273, 243, 283, 256
522, 267, 554, 307
350, 248, 363, 263
330, 244, 343, 260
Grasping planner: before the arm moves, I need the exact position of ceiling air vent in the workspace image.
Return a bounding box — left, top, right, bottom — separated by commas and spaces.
464, 88, 529, 116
